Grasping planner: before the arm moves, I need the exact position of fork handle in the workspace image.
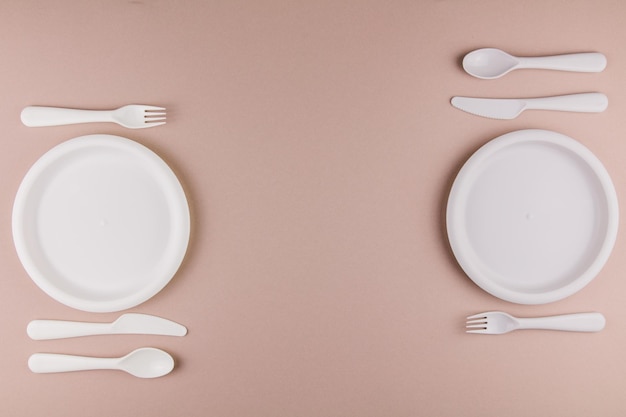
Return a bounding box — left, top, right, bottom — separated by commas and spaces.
517, 312, 605, 332
21, 106, 113, 127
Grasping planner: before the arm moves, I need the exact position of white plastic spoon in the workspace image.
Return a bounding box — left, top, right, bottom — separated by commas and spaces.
28, 347, 174, 378
463, 48, 607, 79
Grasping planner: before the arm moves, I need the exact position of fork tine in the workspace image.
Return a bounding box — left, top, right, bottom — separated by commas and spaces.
142, 105, 166, 111
466, 312, 488, 320
466, 312, 489, 334
145, 116, 167, 122
145, 112, 166, 117
137, 121, 166, 128
466, 324, 488, 329
466, 329, 488, 334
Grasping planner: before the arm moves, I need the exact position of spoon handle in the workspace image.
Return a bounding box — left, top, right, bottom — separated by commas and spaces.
28, 353, 117, 374
517, 52, 606, 73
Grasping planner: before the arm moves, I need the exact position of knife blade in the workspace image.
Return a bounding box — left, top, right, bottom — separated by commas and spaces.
451, 93, 608, 120
27, 313, 188, 340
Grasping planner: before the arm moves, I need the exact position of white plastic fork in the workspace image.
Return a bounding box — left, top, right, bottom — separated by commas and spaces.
21, 104, 166, 129
466, 311, 605, 334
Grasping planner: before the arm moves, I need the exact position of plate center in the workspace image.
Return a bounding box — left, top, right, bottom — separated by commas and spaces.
27, 149, 171, 298
465, 141, 608, 292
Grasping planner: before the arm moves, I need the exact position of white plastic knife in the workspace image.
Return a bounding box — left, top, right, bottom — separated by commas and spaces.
451, 92, 608, 119
27, 313, 187, 340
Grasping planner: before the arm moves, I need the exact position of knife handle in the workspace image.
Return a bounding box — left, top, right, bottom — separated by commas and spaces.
27, 320, 111, 340
524, 93, 608, 113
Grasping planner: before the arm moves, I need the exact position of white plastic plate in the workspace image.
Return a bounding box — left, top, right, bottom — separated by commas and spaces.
446, 129, 618, 304
12, 135, 190, 312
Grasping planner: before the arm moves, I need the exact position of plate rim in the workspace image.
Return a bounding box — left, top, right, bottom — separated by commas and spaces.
12, 134, 190, 312
446, 129, 619, 304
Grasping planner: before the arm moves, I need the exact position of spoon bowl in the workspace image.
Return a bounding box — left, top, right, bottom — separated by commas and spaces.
118, 348, 175, 378
463, 48, 519, 79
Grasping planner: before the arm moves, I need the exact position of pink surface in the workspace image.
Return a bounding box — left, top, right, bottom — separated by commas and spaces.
1, 1, 626, 416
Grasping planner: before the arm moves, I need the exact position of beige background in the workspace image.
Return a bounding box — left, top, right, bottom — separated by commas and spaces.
1, 1, 625, 416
